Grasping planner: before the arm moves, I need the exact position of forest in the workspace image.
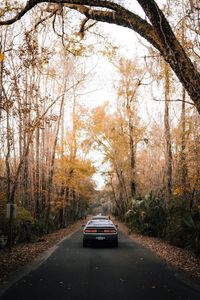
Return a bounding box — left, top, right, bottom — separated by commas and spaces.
0, 0, 199, 256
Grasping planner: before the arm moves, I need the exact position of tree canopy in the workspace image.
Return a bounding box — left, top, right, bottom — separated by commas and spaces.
0, 0, 200, 114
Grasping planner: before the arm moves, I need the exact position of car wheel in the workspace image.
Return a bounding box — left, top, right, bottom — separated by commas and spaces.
113, 240, 118, 248
83, 240, 87, 247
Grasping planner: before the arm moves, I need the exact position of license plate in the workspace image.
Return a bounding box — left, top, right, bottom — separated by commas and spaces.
96, 237, 105, 240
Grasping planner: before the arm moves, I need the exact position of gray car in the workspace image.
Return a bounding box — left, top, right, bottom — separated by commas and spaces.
82, 219, 118, 247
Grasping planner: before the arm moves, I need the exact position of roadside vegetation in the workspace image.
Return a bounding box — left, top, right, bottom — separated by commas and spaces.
123, 194, 200, 256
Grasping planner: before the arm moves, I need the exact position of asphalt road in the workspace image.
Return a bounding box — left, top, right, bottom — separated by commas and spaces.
0, 230, 199, 300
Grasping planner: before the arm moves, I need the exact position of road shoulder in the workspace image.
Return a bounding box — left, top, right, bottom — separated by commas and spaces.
116, 220, 200, 286
0, 220, 83, 294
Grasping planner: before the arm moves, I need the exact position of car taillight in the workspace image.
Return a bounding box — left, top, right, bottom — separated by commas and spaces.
104, 229, 116, 233
84, 229, 97, 233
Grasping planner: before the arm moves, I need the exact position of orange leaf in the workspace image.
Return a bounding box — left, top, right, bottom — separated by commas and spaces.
0, 53, 4, 62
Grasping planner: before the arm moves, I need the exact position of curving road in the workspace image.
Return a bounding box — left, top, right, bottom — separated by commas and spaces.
0, 229, 199, 300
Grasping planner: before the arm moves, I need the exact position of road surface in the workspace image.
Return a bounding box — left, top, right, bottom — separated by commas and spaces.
0, 229, 199, 300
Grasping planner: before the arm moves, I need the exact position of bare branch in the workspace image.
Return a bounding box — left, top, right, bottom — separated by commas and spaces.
34, 10, 59, 30
78, 18, 97, 39
65, 4, 162, 51
153, 98, 195, 106
0, 0, 39, 25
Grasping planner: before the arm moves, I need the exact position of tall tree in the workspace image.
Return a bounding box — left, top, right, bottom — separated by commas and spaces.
180, 87, 188, 193
163, 62, 172, 198
117, 58, 145, 198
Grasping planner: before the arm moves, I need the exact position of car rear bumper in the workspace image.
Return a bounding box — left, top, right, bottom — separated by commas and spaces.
83, 234, 118, 242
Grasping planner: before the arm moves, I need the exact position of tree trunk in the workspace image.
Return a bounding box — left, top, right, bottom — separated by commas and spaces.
164, 62, 172, 198
129, 119, 136, 198
110, 174, 123, 216
35, 76, 41, 218
114, 163, 129, 214
180, 87, 188, 193
6, 104, 12, 250
46, 95, 65, 229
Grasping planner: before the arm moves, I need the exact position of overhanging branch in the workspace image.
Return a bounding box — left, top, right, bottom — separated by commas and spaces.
0, 1, 161, 51
65, 4, 162, 51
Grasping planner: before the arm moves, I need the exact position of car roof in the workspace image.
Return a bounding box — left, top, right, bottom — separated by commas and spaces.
86, 219, 115, 228
91, 215, 109, 220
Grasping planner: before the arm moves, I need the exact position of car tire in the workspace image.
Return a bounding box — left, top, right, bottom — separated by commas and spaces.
83, 240, 87, 247
113, 240, 118, 248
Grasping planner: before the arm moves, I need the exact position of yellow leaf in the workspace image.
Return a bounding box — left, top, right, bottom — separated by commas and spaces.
0, 53, 4, 62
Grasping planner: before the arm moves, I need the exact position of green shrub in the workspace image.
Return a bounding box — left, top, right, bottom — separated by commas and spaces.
14, 207, 34, 243
17, 207, 34, 223
124, 193, 200, 256
183, 214, 200, 255
126, 193, 167, 237
31, 219, 48, 236
165, 205, 188, 248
